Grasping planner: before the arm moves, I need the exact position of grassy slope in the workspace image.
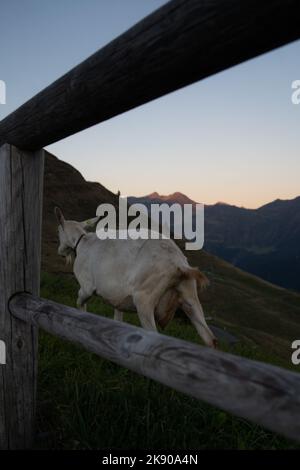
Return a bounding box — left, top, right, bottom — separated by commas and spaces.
37, 263, 300, 450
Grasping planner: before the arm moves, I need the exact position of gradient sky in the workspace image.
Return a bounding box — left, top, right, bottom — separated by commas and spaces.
1, 0, 300, 208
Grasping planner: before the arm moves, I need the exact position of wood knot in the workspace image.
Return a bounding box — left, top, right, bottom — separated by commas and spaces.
127, 334, 142, 344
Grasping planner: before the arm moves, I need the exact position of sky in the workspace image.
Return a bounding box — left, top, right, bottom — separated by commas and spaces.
1, 0, 300, 208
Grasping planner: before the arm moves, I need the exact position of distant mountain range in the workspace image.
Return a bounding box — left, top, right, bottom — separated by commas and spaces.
128, 192, 300, 291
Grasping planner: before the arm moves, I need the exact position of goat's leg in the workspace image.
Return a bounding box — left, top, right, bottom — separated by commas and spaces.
114, 309, 123, 322
77, 288, 91, 312
155, 288, 178, 329
134, 295, 157, 331
178, 280, 217, 348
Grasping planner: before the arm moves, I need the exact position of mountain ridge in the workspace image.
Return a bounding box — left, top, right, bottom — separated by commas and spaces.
130, 191, 300, 211
128, 191, 300, 290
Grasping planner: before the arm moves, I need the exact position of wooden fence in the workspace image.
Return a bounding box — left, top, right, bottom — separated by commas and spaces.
0, 0, 300, 449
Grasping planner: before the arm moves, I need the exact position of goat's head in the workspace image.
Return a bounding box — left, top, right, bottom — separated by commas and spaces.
54, 207, 77, 258
54, 207, 100, 259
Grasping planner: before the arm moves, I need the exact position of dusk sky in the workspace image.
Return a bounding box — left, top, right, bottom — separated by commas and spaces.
1, 0, 300, 208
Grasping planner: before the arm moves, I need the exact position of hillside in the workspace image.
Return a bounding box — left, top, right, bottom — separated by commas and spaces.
129, 191, 300, 290
42, 154, 300, 364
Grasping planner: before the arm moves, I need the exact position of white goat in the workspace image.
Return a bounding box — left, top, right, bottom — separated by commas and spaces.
55, 207, 217, 348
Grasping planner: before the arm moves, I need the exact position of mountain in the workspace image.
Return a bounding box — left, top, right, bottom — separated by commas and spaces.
128, 191, 197, 207
128, 192, 300, 291
148, 191, 196, 205
205, 197, 300, 291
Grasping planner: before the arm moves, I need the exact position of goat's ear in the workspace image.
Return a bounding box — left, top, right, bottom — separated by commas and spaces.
54, 207, 65, 227
81, 216, 100, 232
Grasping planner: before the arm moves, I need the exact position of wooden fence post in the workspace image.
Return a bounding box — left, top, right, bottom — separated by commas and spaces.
0, 144, 44, 449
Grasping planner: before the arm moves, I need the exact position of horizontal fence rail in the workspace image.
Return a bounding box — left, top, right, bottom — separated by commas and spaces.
9, 292, 300, 443
1, 0, 300, 150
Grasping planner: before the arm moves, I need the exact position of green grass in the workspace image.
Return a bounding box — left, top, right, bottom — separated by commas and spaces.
36, 272, 300, 449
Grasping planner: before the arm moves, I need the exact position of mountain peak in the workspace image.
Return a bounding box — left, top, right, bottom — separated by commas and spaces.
148, 191, 160, 199
215, 201, 230, 206
145, 191, 198, 205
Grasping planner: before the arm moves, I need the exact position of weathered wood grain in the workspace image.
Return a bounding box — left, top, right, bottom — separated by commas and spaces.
1, 0, 300, 150
10, 292, 300, 443
0, 144, 44, 449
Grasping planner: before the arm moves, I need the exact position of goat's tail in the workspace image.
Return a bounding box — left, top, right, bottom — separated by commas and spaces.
179, 267, 210, 290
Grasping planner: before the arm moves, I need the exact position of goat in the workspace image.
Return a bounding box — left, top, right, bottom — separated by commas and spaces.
55, 207, 217, 348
